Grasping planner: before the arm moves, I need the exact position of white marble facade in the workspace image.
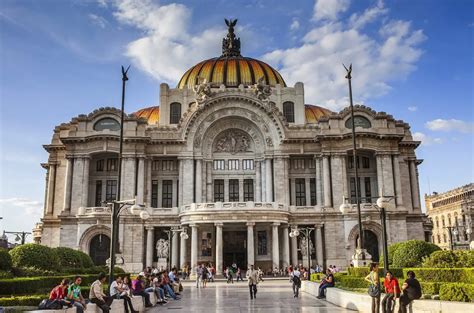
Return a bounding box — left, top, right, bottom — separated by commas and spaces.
34, 25, 430, 273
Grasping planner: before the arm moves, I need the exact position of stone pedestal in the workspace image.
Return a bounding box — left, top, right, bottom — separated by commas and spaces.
157, 258, 168, 271
351, 249, 372, 267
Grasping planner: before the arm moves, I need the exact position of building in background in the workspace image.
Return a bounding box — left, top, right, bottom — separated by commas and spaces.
33, 21, 429, 273
425, 183, 473, 250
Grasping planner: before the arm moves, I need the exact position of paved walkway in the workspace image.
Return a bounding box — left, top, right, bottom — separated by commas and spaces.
147, 280, 355, 312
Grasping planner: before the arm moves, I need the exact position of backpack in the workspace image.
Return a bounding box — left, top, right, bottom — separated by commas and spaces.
38, 299, 62, 310
292, 275, 301, 286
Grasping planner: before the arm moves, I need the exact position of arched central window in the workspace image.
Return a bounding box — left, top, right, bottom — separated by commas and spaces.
170, 102, 181, 124
283, 101, 295, 123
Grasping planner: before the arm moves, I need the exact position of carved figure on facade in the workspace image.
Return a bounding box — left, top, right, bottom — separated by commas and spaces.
214, 129, 252, 154
251, 76, 272, 102
265, 137, 273, 147
300, 237, 314, 256
193, 77, 214, 104
156, 238, 169, 259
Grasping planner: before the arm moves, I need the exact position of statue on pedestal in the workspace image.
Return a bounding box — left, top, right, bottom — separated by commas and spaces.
156, 238, 169, 259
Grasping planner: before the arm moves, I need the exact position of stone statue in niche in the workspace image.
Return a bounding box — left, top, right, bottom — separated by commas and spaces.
193, 77, 214, 104
251, 76, 272, 102
156, 238, 169, 259
214, 129, 252, 154
300, 237, 314, 257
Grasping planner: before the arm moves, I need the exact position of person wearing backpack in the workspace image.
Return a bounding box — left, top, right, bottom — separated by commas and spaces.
290, 267, 301, 298
365, 262, 381, 313
398, 271, 422, 313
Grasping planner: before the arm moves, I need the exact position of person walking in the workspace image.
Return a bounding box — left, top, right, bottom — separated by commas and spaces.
290, 267, 301, 298
365, 263, 381, 313
246, 265, 258, 300
236, 268, 243, 282
382, 271, 400, 313
195, 264, 203, 288
226, 266, 234, 284
398, 271, 422, 313
201, 265, 209, 288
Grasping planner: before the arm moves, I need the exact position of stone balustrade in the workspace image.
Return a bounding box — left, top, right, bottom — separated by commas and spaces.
77, 206, 112, 216
179, 201, 287, 213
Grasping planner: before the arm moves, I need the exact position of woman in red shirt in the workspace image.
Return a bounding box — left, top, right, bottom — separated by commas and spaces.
49, 279, 71, 307
382, 271, 400, 313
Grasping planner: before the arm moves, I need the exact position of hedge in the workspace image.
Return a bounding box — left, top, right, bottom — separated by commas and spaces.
402, 268, 474, 284
53, 247, 94, 269
0, 295, 44, 307
439, 283, 474, 302
0, 248, 12, 271
422, 250, 474, 268
9, 244, 59, 271
347, 267, 404, 278
392, 240, 441, 268
419, 282, 441, 295
310, 273, 325, 282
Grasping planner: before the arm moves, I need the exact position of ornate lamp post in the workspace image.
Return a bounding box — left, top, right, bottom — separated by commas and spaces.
445, 225, 472, 250
289, 226, 315, 269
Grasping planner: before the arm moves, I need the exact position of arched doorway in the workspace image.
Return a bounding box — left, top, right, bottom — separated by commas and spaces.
356, 230, 379, 262
89, 234, 110, 265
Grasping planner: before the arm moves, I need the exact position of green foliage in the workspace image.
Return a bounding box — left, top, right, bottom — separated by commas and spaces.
0, 271, 13, 279
0, 295, 44, 307
386, 242, 404, 266
53, 247, 94, 269
439, 283, 474, 302
11, 267, 56, 277
391, 240, 440, 268
0, 248, 12, 271
403, 268, 474, 284
310, 273, 325, 281
419, 282, 441, 295
9, 244, 59, 271
347, 267, 403, 279
422, 250, 474, 268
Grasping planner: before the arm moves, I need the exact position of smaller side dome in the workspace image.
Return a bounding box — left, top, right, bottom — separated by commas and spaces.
133, 106, 160, 125
305, 105, 332, 123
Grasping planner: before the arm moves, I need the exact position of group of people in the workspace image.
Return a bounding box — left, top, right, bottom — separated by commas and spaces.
45, 268, 183, 313
366, 262, 422, 313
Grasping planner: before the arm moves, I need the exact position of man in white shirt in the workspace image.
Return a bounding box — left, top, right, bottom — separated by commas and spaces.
290, 268, 301, 298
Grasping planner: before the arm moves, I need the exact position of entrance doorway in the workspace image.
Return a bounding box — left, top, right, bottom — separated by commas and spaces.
223, 231, 247, 269
356, 230, 379, 262
89, 234, 110, 265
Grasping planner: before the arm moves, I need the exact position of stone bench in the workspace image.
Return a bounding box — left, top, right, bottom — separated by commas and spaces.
25, 308, 77, 313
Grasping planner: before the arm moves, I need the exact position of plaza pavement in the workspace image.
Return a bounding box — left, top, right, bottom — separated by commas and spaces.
147, 279, 355, 312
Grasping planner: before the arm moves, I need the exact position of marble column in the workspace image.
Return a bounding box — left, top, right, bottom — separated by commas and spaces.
409, 160, 421, 210
206, 161, 213, 202
281, 226, 290, 268
393, 155, 403, 206
376, 155, 384, 197
171, 230, 179, 268
70, 158, 85, 210
178, 160, 184, 206
255, 161, 262, 202
146, 226, 154, 267
62, 157, 73, 213
272, 222, 280, 269
146, 159, 152, 207
81, 158, 90, 207
215, 223, 223, 275
182, 158, 194, 204
266, 158, 273, 202
180, 229, 188, 269
274, 157, 289, 205
315, 225, 323, 266
322, 155, 331, 207
261, 160, 267, 202
305, 178, 311, 206
46, 163, 57, 215
315, 156, 323, 207
291, 232, 298, 266
247, 222, 255, 266
191, 224, 198, 276
195, 159, 202, 203
136, 157, 145, 205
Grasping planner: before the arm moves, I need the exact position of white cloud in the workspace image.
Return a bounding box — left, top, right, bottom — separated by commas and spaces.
425, 119, 474, 133
412, 132, 443, 146
97, 0, 108, 8
313, 0, 351, 21
408, 106, 417, 112
290, 19, 300, 31
0, 198, 43, 234
263, 1, 426, 111
88, 13, 108, 29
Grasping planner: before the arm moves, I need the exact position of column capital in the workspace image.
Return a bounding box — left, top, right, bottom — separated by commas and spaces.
145, 226, 155, 231
272, 222, 281, 227
246, 222, 255, 226
189, 223, 198, 228
214, 222, 224, 227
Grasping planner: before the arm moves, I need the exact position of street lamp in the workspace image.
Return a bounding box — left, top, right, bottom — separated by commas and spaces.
444, 225, 472, 250
289, 226, 315, 269
163, 227, 188, 270
339, 196, 393, 272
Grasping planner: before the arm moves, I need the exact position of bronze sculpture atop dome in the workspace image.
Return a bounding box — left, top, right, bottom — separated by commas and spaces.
222, 18, 241, 57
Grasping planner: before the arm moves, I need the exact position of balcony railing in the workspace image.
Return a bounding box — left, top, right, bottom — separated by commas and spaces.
179, 202, 287, 214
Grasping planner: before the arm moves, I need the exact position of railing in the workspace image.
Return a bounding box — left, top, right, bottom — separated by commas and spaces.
77, 206, 112, 216
179, 202, 287, 214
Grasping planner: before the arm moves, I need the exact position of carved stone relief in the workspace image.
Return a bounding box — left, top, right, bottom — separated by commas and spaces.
214, 129, 252, 154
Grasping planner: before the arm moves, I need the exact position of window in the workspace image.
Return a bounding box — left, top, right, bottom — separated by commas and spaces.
213, 160, 225, 170
350, 177, 361, 203
162, 180, 173, 208
214, 180, 224, 202
95, 180, 103, 206
170, 102, 181, 124
106, 180, 117, 201
151, 180, 158, 208
448, 214, 452, 226
348, 156, 360, 169
310, 178, 317, 206
437, 235, 441, 244
345, 115, 371, 129
201, 232, 212, 256
364, 177, 372, 203
295, 178, 306, 206
162, 160, 176, 171
292, 158, 305, 169
228, 159, 239, 170
257, 231, 267, 255
151, 160, 159, 171
442, 216, 445, 227
107, 158, 118, 171
229, 179, 239, 202
436, 217, 439, 228
362, 157, 370, 169
242, 159, 254, 170
93, 118, 120, 131
96, 160, 104, 172
443, 234, 447, 243
283, 101, 295, 123
244, 179, 254, 201
308, 159, 316, 169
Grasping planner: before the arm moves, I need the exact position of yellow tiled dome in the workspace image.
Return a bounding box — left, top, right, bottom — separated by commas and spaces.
134, 106, 160, 125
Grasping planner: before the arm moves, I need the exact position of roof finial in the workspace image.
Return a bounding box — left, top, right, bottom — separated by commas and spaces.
222, 18, 241, 57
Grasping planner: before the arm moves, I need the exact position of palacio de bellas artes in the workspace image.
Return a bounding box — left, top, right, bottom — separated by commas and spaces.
34, 19, 432, 275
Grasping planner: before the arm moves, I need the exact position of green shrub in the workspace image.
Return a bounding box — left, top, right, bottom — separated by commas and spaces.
53, 247, 95, 269
403, 268, 474, 284
0, 270, 13, 279
419, 282, 441, 295
78, 250, 94, 268
439, 283, 474, 302
0, 295, 45, 306
392, 240, 440, 268
9, 244, 59, 271
386, 242, 404, 266
310, 273, 325, 281
0, 248, 12, 271
11, 266, 56, 277
422, 250, 474, 268
347, 267, 403, 279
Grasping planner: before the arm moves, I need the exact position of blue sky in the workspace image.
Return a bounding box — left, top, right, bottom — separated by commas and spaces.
0, 0, 473, 237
